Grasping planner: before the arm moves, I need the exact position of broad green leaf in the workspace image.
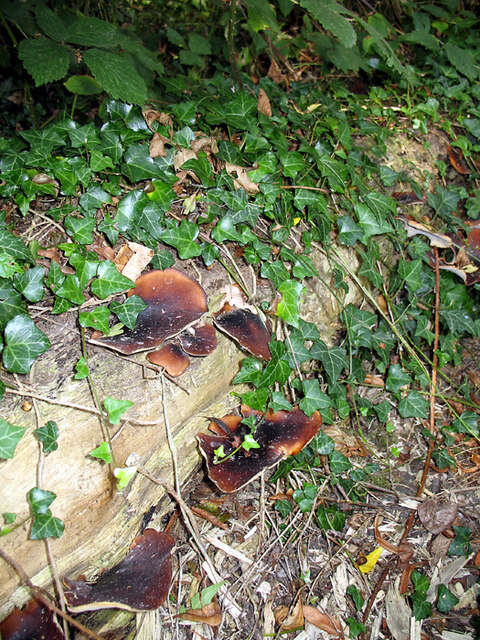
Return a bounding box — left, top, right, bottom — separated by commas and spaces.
448, 526, 472, 557
69, 253, 99, 289
79, 307, 111, 334
258, 340, 290, 388
64, 215, 96, 244
0, 229, 32, 263
79, 186, 112, 213
437, 584, 459, 614
386, 364, 412, 393
317, 504, 347, 531
398, 391, 429, 419
310, 340, 348, 384
89, 441, 112, 463
114, 466, 137, 490
74, 356, 90, 380
279, 151, 305, 178
301, 0, 356, 47
299, 379, 331, 416
276, 280, 303, 327
427, 187, 459, 219
0, 419, 25, 459
64, 74, 103, 95
116, 189, 149, 232
122, 144, 172, 182
355, 202, 393, 239
261, 260, 290, 289
30, 512, 64, 539
317, 154, 347, 192
104, 396, 134, 424
145, 180, 175, 209
91, 261, 134, 299
0, 291, 26, 331
83, 49, 147, 105
342, 305, 377, 348
28, 487, 56, 515
445, 42, 477, 80
244, 0, 279, 32
284, 333, 311, 368
66, 14, 119, 47
160, 220, 202, 259
35, 6, 66, 40
46, 261, 65, 292
337, 216, 363, 246
311, 429, 334, 455
55, 274, 85, 305
34, 421, 59, 453
240, 388, 269, 412
232, 357, 263, 386
181, 153, 214, 186
2, 315, 50, 374
269, 392, 293, 412
109, 295, 147, 330
440, 309, 475, 336
18, 39, 70, 86
211, 216, 238, 243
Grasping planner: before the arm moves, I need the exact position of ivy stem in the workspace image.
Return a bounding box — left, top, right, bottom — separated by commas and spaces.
80, 326, 117, 470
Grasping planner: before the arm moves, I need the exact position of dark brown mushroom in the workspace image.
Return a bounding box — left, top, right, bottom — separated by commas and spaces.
90, 269, 208, 354
63, 529, 174, 613
178, 323, 218, 356
197, 406, 322, 492
147, 343, 190, 377
0, 599, 64, 640
213, 302, 272, 361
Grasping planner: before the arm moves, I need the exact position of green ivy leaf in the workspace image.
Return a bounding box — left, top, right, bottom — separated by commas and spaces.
232, 357, 263, 386
89, 441, 112, 463
337, 216, 363, 246
386, 364, 412, 393
56, 274, 85, 305
356, 202, 393, 239
436, 584, 459, 613
258, 340, 290, 388
64, 216, 97, 244
12, 267, 44, 303
28, 487, 56, 515
269, 392, 293, 412
317, 504, 347, 531
109, 295, 147, 330
276, 280, 303, 327
0, 229, 32, 263
104, 396, 134, 424
113, 466, 137, 490
293, 483, 317, 512
310, 340, 348, 384
299, 379, 331, 416
34, 420, 59, 454
448, 526, 472, 557
74, 356, 89, 380
347, 585, 364, 611
398, 391, 429, 419
79, 307, 111, 334
2, 314, 50, 374
64, 74, 103, 96
160, 220, 202, 259
0, 418, 25, 459
261, 260, 290, 289
30, 512, 65, 540
241, 433, 260, 451
91, 261, 134, 299
329, 450, 352, 473
46, 261, 65, 292
69, 253, 99, 289
240, 388, 269, 412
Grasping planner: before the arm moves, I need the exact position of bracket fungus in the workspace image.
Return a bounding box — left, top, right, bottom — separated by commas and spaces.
197, 406, 322, 492
90, 268, 208, 354
0, 599, 64, 640
63, 529, 174, 613
178, 323, 218, 356
147, 343, 190, 377
213, 302, 272, 361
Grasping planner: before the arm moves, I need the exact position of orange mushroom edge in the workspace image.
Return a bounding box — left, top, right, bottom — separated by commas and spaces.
63, 529, 174, 613
89, 268, 208, 354
147, 343, 190, 377
197, 406, 322, 493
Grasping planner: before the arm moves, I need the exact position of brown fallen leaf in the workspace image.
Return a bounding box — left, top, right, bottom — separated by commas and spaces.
417, 498, 458, 534
303, 605, 344, 637
149, 132, 167, 158
119, 241, 154, 282
274, 599, 304, 631
374, 515, 413, 563
177, 600, 222, 626
323, 425, 368, 457
257, 88, 272, 117
225, 162, 260, 193
448, 145, 470, 175
399, 216, 452, 248
142, 108, 173, 137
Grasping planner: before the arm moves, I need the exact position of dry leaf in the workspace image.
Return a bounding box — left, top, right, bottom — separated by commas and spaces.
400, 216, 452, 248
322, 425, 368, 457
114, 243, 134, 271
174, 148, 197, 171
149, 133, 166, 158
417, 498, 458, 534
267, 59, 287, 85
121, 242, 154, 282
142, 109, 173, 136
385, 579, 411, 640
302, 606, 343, 637
177, 600, 221, 626
257, 88, 272, 117
86, 240, 115, 262
191, 135, 218, 154
274, 599, 304, 631
225, 162, 260, 194
448, 145, 470, 175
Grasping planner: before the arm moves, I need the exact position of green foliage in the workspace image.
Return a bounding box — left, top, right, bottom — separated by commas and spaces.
28, 487, 64, 539
0, 419, 25, 459
34, 421, 59, 454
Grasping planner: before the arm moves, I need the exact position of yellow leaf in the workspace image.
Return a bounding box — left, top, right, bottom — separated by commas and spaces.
306, 103, 322, 112
358, 547, 383, 573
293, 217, 301, 225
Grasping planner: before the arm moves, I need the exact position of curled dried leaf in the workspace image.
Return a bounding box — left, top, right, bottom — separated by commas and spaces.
417, 498, 458, 534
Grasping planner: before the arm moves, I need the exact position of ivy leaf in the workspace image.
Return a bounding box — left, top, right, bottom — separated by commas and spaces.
122, 144, 171, 182
240, 388, 269, 412
436, 584, 459, 614
109, 295, 147, 330
46, 261, 65, 292
299, 379, 331, 416
355, 202, 393, 239
55, 274, 85, 305
310, 340, 348, 384
347, 585, 364, 611
69, 253, 99, 289
342, 305, 377, 348
337, 216, 363, 246
269, 392, 293, 412
232, 357, 263, 386
91, 261, 134, 299
28, 487, 56, 515
258, 340, 291, 388
74, 356, 90, 380
104, 396, 134, 424
30, 512, 65, 540
261, 260, 290, 289
317, 505, 347, 532
0, 229, 32, 263
317, 155, 347, 192
115, 188, 149, 232
113, 466, 137, 490
160, 220, 202, 259
89, 441, 113, 463
2, 314, 50, 374
79, 307, 111, 334
13, 267, 45, 302
386, 364, 412, 393
34, 420, 59, 454
398, 391, 429, 418
276, 280, 303, 328
440, 309, 475, 336
0, 418, 25, 459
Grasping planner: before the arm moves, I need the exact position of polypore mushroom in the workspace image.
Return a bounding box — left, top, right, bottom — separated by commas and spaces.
90, 269, 208, 354
213, 302, 272, 361
178, 323, 218, 356
197, 406, 322, 492
147, 343, 190, 377
0, 599, 64, 640
63, 529, 174, 613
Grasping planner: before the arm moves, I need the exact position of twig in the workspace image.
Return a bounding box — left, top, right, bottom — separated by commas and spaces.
0, 547, 104, 640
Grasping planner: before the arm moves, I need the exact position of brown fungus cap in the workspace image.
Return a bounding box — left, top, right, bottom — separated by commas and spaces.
197, 406, 322, 492
179, 323, 218, 356
90, 269, 208, 354
0, 599, 64, 640
147, 343, 190, 377
63, 529, 174, 613
213, 303, 272, 361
